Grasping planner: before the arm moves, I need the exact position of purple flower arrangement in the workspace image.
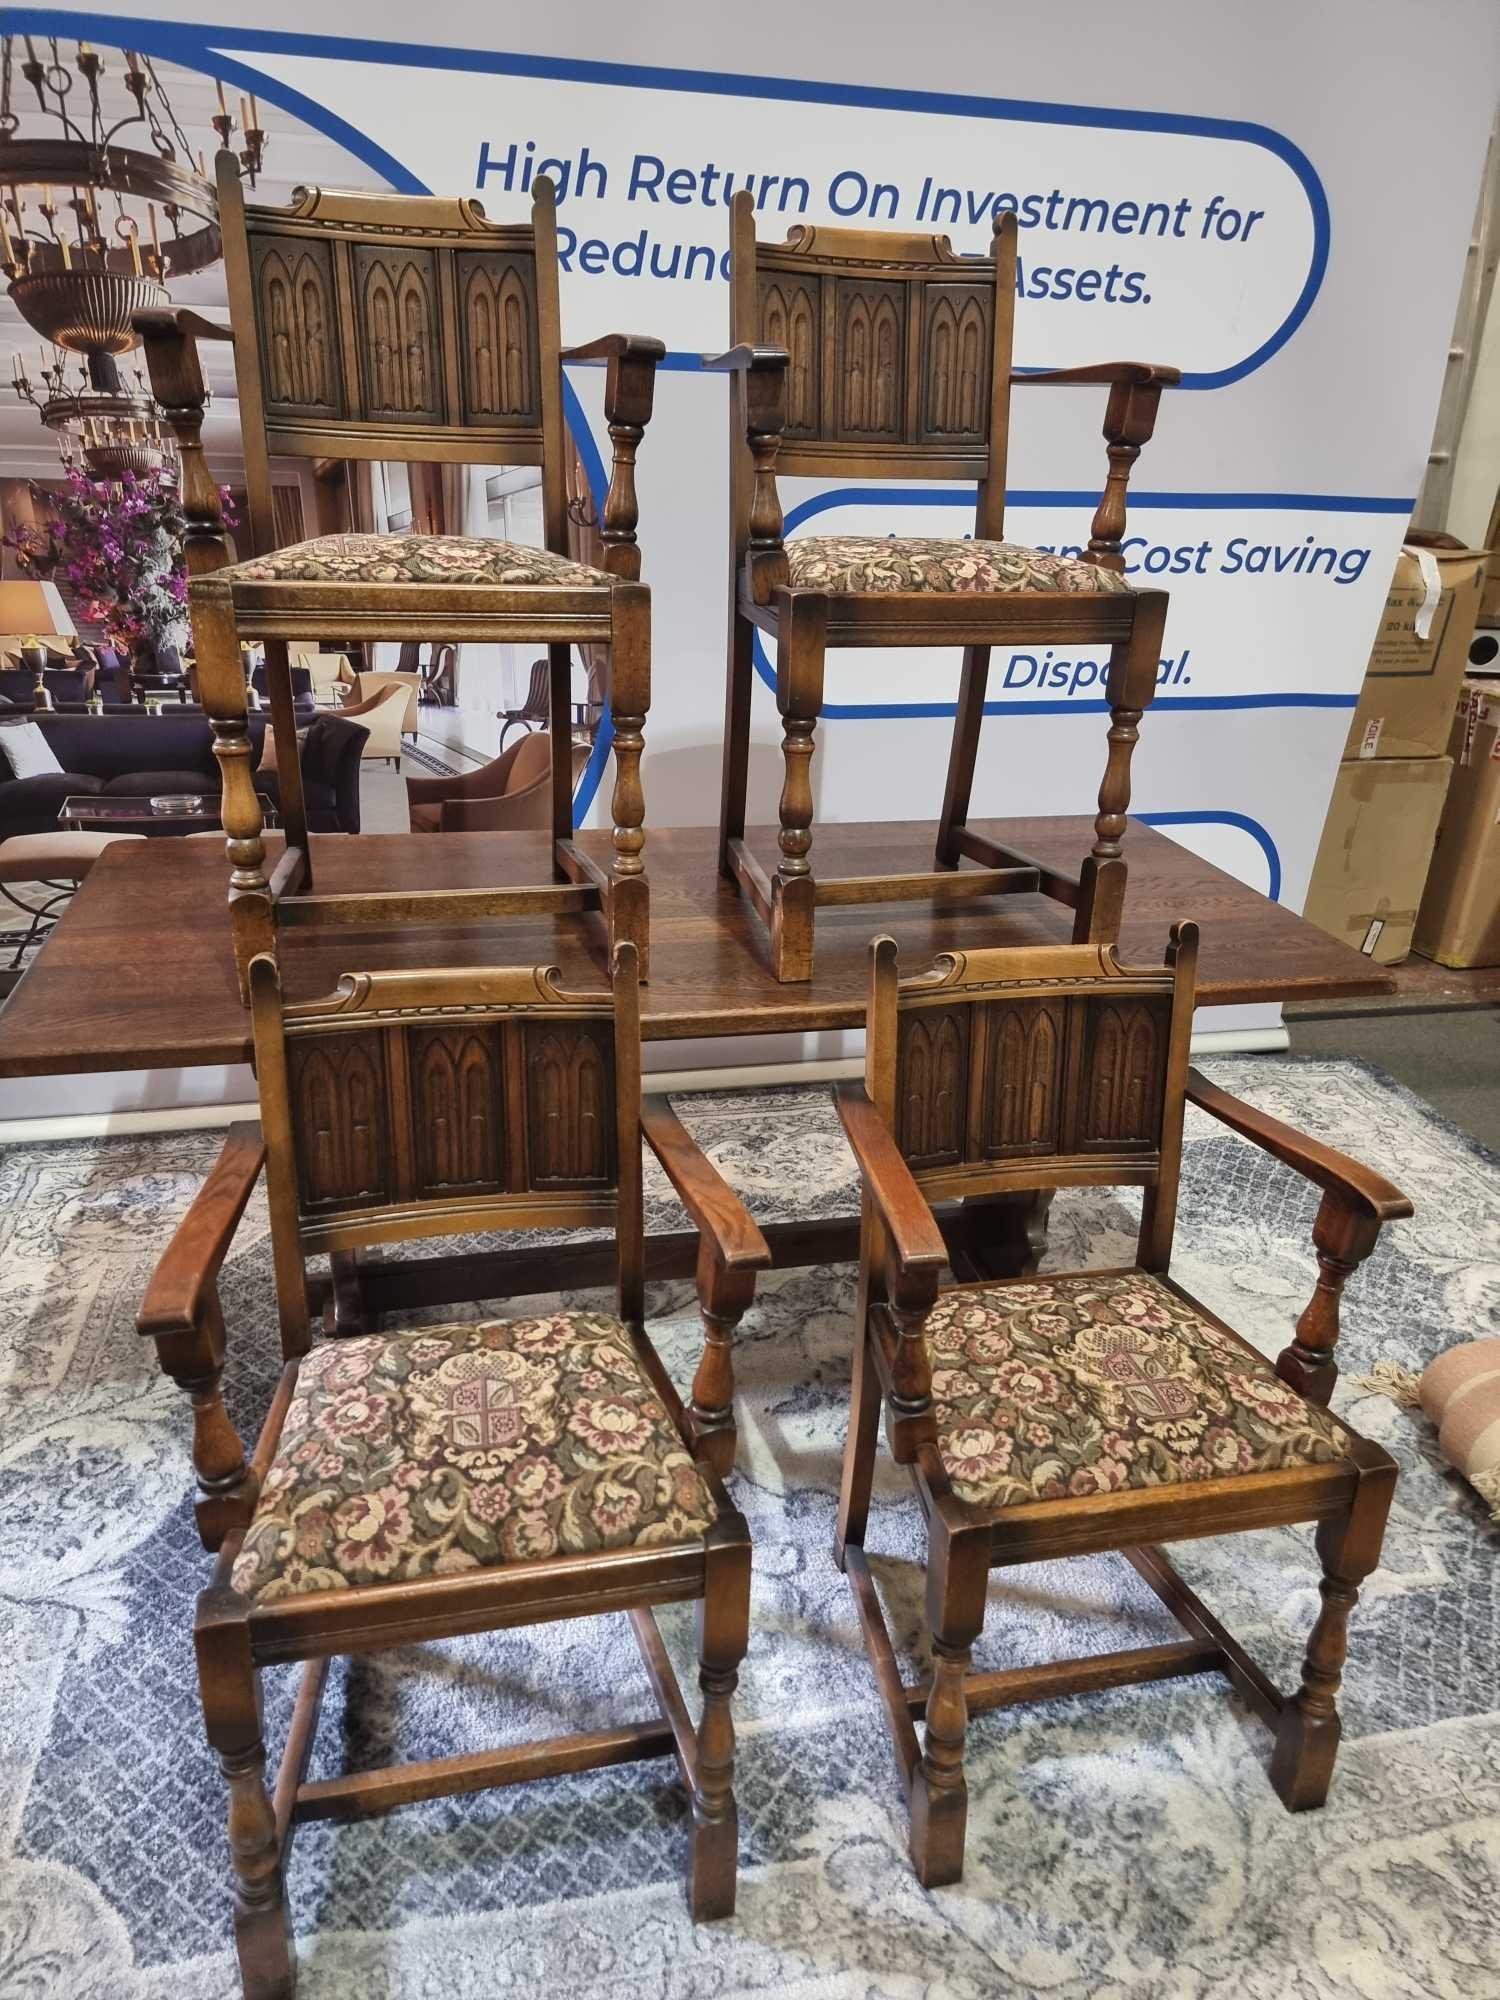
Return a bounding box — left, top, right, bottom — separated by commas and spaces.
2, 466, 238, 653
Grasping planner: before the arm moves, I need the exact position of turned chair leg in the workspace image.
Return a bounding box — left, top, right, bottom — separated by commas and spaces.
196, 1588, 295, 1998
908, 1526, 988, 1889
606, 583, 650, 978
1074, 591, 1166, 945
771, 593, 826, 983
719, 608, 754, 878
834, 1323, 882, 1573
689, 1523, 751, 1921
689, 1253, 755, 1480
1269, 1457, 1395, 1811
935, 644, 991, 868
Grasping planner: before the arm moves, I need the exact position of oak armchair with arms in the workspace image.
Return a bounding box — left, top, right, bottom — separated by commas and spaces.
832, 925, 1409, 1886
707, 196, 1180, 979
137, 159, 665, 990
137, 937, 769, 1999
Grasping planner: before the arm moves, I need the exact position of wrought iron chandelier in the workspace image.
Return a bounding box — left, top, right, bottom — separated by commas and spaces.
0, 34, 264, 473
11, 340, 177, 477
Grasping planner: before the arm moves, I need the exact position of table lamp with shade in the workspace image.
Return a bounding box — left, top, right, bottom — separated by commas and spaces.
0, 580, 76, 709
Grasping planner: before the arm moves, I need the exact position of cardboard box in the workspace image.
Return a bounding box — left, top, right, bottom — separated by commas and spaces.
1412, 679, 1500, 967
1343, 540, 1488, 761
1304, 755, 1452, 963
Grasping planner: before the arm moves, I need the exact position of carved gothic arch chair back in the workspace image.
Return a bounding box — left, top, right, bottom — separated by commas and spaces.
136, 937, 769, 1997
708, 195, 1181, 980
831, 924, 1408, 1886
137, 159, 666, 990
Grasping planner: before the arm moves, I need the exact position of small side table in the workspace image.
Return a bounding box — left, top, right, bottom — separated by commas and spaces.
57, 793, 279, 838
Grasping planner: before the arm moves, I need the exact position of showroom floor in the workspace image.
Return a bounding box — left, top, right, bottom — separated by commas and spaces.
1292, 1008, 1500, 1152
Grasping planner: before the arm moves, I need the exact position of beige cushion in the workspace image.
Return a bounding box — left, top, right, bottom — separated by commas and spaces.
1420, 1339, 1500, 1520
0, 831, 146, 880
0, 719, 64, 781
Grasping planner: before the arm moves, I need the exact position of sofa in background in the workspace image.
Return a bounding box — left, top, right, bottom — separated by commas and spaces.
0, 711, 367, 838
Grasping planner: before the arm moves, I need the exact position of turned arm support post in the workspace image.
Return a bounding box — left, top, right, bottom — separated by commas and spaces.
641, 1093, 770, 1477
561, 334, 667, 581
1012, 361, 1180, 572
702, 345, 791, 600
133, 309, 237, 590
137, 1122, 266, 1548
834, 1083, 948, 1456
1185, 1067, 1413, 1404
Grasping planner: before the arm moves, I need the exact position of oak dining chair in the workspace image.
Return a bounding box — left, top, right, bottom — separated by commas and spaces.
137, 932, 769, 1998
708, 196, 1179, 979
137, 160, 665, 988
832, 925, 1408, 1884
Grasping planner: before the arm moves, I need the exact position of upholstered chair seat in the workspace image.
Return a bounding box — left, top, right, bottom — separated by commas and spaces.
785, 536, 1134, 597
221, 532, 615, 591
924, 1270, 1350, 1513
229, 1311, 720, 1605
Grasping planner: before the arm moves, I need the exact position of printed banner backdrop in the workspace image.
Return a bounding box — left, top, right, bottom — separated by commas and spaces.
14, 2, 1500, 1081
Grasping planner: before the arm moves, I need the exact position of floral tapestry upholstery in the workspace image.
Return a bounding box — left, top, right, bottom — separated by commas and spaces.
923, 1270, 1351, 1513
230, 1313, 716, 1603
219, 533, 614, 590
784, 536, 1132, 596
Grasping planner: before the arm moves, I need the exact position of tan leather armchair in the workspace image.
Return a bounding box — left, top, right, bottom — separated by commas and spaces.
336, 680, 408, 766
347, 669, 420, 736
406, 729, 588, 831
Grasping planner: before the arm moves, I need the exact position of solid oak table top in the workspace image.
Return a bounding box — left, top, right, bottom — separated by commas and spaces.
0, 819, 1394, 1078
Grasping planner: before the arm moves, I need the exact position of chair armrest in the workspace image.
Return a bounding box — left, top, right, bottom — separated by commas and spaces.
133, 306, 235, 352
562, 333, 667, 366
137, 1121, 265, 1339
1012, 361, 1182, 389
701, 351, 791, 601
440, 780, 553, 833
641, 1095, 770, 1271
131, 309, 236, 575
1009, 362, 1180, 573
562, 335, 667, 582
699, 344, 791, 375
833, 1084, 948, 1275
1185, 1067, 1412, 1224
404, 757, 505, 808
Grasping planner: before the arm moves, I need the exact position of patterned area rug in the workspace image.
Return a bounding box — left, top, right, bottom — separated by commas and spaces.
2, 1058, 1498, 1999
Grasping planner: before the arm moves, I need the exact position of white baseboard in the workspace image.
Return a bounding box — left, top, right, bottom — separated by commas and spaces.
0, 1100, 262, 1146
0, 1024, 1289, 1144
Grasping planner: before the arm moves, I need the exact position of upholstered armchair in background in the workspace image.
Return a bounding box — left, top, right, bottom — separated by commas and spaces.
345, 669, 420, 737
255, 711, 368, 832
405, 729, 587, 832
335, 681, 408, 767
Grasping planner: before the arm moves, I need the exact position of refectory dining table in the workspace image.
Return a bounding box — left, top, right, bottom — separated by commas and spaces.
0, 817, 1394, 1327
